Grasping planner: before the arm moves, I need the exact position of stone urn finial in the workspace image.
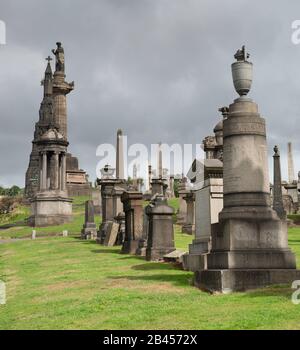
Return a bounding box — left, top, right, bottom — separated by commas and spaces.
231, 45, 253, 96
274, 145, 279, 156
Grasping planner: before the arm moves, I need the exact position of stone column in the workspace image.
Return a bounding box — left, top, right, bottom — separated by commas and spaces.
60, 153, 66, 191
116, 129, 124, 179
169, 175, 175, 198
53, 151, 59, 190
42, 152, 47, 190
288, 142, 295, 184
39, 154, 43, 191
273, 146, 286, 220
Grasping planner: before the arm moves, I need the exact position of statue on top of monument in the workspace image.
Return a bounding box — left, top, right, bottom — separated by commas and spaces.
52, 42, 65, 73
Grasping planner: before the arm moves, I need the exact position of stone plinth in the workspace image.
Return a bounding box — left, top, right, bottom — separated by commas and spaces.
30, 190, 72, 227
81, 200, 97, 240
121, 191, 144, 254
146, 195, 175, 261
177, 179, 189, 225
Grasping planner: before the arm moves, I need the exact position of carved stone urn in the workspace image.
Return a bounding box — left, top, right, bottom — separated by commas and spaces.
231, 45, 253, 96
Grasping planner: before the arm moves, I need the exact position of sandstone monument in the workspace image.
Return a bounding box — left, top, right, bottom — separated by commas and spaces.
194, 46, 300, 292
25, 42, 90, 199
28, 55, 72, 226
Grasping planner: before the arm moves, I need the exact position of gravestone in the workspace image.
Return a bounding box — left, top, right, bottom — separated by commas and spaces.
146, 194, 175, 261
121, 191, 144, 254
182, 191, 195, 235
81, 200, 97, 240
103, 222, 119, 246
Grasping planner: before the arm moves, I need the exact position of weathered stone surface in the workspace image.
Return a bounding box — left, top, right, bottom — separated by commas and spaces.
81, 200, 97, 240
195, 47, 300, 292
103, 222, 119, 246
121, 191, 144, 254
146, 195, 175, 261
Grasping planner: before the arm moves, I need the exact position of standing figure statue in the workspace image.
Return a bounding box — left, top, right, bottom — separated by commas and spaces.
52, 42, 65, 73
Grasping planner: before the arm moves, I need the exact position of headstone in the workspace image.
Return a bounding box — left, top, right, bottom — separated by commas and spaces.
194, 46, 300, 293
146, 194, 175, 261
176, 178, 189, 225
32, 230, 36, 240
103, 222, 119, 246
121, 191, 144, 254
182, 191, 195, 235
81, 200, 97, 240
63, 230, 68, 237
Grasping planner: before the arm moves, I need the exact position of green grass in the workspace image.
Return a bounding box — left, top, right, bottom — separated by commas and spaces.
0, 196, 300, 329
0, 229, 300, 330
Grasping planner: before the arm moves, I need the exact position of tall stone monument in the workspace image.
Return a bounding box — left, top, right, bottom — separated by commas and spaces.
195, 46, 300, 292
25, 42, 90, 199
288, 142, 295, 184
29, 57, 72, 226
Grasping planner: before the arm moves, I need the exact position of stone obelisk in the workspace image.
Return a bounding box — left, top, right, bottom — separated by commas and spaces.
273, 146, 286, 220
116, 129, 124, 180
287, 142, 295, 184
195, 46, 300, 293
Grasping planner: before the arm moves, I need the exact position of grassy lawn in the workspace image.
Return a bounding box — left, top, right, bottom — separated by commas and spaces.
0, 196, 300, 329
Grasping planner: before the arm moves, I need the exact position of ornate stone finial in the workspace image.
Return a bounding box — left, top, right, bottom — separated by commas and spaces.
117, 129, 123, 136
218, 106, 229, 118
234, 45, 250, 62
274, 145, 279, 155
231, 46, 253, 96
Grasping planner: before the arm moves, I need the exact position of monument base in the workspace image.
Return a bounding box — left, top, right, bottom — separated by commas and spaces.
182, 224, 195, 235
194, 269, 300, 293
121, 240, 140, 254
81, 223, 97, 240
182, 253, 207, 272
146, 247, 176, 261
29, 192, 72, 227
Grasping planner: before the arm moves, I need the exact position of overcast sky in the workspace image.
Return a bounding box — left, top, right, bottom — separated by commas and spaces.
1, 0, 300, 187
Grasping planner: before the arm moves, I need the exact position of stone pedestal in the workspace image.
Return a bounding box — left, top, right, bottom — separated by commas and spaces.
97, 178, 122, 244
146, 195, 175, 261
182, 191, 195, 235
30, 190, 72, 227
81, 200, 97, 240
121, 191, 144, 254
196, 59, 300, 292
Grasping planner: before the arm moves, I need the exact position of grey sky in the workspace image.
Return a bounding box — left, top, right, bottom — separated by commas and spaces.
0, 0, 300, 187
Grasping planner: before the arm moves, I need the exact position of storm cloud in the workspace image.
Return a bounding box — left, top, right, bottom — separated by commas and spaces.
0, 0, 300, 186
